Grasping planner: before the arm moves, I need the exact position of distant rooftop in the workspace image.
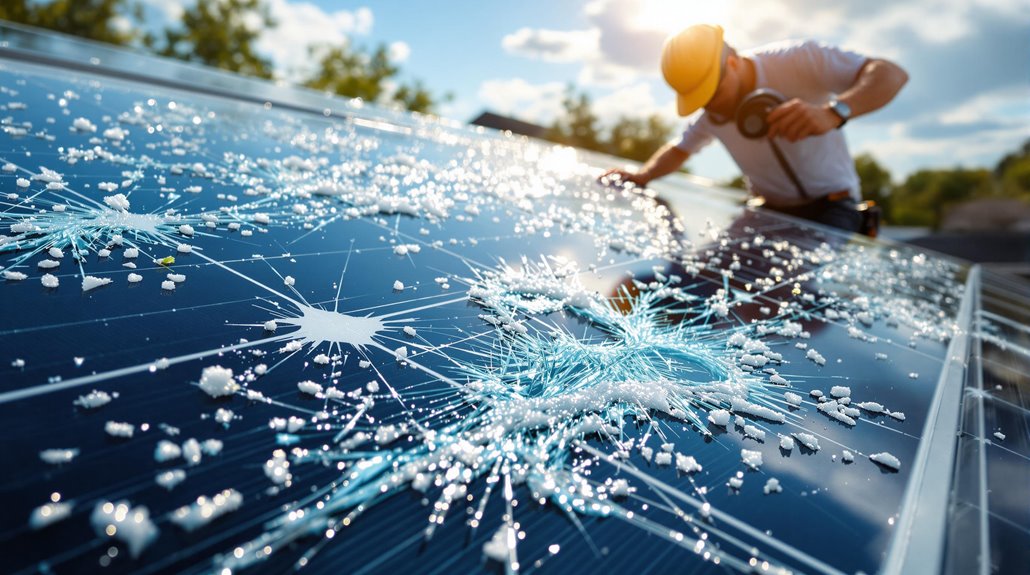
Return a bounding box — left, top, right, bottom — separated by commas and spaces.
470, 110, 549, 140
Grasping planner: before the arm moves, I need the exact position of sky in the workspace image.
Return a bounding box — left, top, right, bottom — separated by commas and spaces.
137, 0, 1030, 183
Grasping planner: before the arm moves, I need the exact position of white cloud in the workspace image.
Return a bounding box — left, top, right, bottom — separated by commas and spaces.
476, 78, 567, 125
137, 0, 375, 82
502, 28, 599, 62
256, 0, 373, 81
388, 41, 411, 64
592, 83, 675, 127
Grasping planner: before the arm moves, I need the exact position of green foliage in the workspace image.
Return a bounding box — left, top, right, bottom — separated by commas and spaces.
607, 114, 673, 163
996, 139, 1030, 199
0, 0, 140, 45
854, 153, 893, 216
548, 87, 603, 152
303, 44, 448, 113
890, 167, 993, 228
547, 86, 673, 163
154, 0, 274, 79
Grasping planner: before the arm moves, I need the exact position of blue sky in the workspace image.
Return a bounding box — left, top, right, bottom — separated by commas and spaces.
142, 0, 1030, 183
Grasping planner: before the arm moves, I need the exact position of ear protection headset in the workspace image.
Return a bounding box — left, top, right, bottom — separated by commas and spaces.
734, 88, 809, 200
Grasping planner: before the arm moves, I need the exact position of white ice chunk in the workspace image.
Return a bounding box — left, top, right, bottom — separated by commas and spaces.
869, 452, 901, 470
170, 488, 242, 531
284, 275, 295, 287
198, 366, 237, 397
394, 346, 408, 362
297, 380, 323, 396
128, 273, 143, 283
214, 408, 234, 425
483, 525, 509, 563
103, 194, 130, 211
741, 448, 763, 469
830, 385, 851, 398
784, 391, 803, 407
154, 440, 182, 462
730, 397, 786, 423
105, 421, 135, 438
182, 438, 202, 466
40, 448, 79, 464
74, 389, 113, 409
708, 409, 730, 427
763, 478, 782, 494
30, 501, 73, 529
313, 354, 330, 365
41, 273, 59, 288
72, 117, 96, 132
675, 453, 702, 474
90, 500, 158, 558
403, 326, 417, 337
123, 248, 139, 258
842, 450, 854, 463
806, 349, 826, 365
161, 280, 175, 290
792, 432, 820, 451
779, 435, 795, 451
156, 469, 187, 490
857, 401, 884, 413
654, 452, 672, 466
3, 270, 28, 280
993, 431, 1006, 441
263, 320, 277, 332
393, 280, 404, 291
743, 424, 766, 442
82, 275, 112, 292
102, 126, 127, 141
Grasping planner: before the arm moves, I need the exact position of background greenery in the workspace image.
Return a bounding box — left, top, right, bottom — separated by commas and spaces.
3, 0, 1027, 229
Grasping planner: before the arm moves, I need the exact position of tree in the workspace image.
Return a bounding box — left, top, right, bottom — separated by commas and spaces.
548, 87, 603, 152
303, 44, 447, 114
996, 138, 1030, 199
0, 0, 140, 45
153, 0, 275, 79
606, 114, 673, 162
854, 153, 893, 219
890, 168, 993, 228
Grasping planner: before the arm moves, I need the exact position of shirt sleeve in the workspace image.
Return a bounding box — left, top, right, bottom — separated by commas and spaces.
790, 40, 869, 94
674, 117, 715, 155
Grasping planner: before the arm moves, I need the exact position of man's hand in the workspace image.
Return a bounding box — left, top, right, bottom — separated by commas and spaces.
599, 168, 648, 188
765, 98, 842, 142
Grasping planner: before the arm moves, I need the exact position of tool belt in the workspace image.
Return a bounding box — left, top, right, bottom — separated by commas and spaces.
751, 192, 881, 238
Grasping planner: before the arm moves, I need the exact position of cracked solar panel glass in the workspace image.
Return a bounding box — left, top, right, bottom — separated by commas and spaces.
0, 52, 970, 575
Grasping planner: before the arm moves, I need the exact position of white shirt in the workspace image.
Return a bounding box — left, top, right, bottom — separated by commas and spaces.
674, 39, 868, 207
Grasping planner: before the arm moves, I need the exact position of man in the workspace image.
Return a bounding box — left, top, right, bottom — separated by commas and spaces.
602, 24, 908, 232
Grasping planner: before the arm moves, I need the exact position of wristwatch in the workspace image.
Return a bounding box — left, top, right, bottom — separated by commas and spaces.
827, 98, 851, 128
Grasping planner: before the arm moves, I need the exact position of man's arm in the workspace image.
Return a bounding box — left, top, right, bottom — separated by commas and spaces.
600, 143, 691, 187
766, 58, 908, 142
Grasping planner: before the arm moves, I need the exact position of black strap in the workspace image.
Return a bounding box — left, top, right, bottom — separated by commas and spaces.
769, 139, 809, 200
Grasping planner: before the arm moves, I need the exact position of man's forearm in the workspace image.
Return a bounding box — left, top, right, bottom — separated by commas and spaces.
838, 59, 908, 119
637, 143, 691, 184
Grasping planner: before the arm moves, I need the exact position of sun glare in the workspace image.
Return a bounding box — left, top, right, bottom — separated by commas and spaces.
634, 0, 732, 36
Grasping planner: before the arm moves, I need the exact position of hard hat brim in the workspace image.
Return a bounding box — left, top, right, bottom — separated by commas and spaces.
672, 26, 723, 117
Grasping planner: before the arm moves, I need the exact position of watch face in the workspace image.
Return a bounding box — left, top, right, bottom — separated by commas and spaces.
833, 100, 851, 120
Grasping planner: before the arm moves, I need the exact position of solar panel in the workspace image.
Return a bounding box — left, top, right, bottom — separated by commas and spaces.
0, 22, 1025, 575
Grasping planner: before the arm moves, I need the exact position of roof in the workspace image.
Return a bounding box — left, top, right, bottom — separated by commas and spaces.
470, 110, 550, 139
0, 22, 1027, 575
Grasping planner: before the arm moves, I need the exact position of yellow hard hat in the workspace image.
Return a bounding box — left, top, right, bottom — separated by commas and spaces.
661, 24, 724, 116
